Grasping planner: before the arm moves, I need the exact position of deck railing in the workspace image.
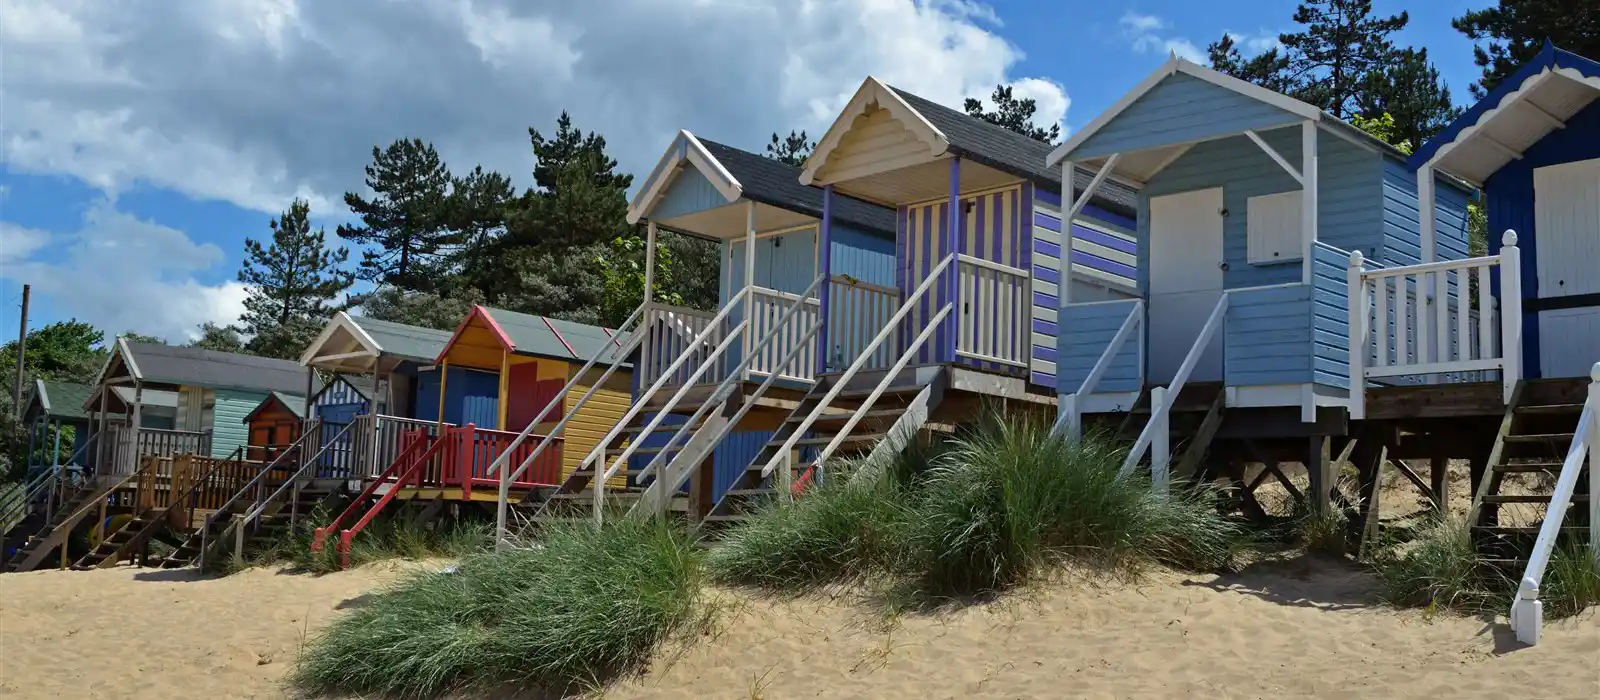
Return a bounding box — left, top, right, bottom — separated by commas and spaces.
1349, 231, 1522, 418
349, 414, 451, 479
747, 287, 821, 382
1119, 293, 1230, 492
1056, 299, 1145, 440
827, 277, 901, 372
638, 302, 723, 388
1510, 363, 1599, 646
436, 424, 562, 498
955, 255, 1031, 368
106, 424, 211, 475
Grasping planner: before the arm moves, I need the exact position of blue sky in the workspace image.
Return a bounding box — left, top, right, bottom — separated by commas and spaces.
0, 0, 1498, 345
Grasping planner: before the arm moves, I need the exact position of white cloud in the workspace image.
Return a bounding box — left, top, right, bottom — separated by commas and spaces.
0, 0, 1067, 215
1119, 10, 1206, 64
1226, 30, 1284, 55
0, 201, 248, 340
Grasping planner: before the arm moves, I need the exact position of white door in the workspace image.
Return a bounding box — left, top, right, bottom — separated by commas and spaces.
1149, 188, 1226, 383
1533, 158, 1600, 378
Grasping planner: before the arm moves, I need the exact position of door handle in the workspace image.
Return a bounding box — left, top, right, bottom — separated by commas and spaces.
1218, 262, 1229, 271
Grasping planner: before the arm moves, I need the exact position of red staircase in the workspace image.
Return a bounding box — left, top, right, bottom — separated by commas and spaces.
312, 424, 562, 568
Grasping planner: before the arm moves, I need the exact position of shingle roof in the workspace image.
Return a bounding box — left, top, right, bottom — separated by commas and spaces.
482, 308, 629, 365
123, 341, 308, 394
350, 315, 453, 364
888, 87, 1139, 218
698, 139, 898, 236
30, 380, 92, 422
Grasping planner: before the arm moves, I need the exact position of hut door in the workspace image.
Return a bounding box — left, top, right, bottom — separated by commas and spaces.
1533, 158, 1600, 378
1148, 188, 1225, 384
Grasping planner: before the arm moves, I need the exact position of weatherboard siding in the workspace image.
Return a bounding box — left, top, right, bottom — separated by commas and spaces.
211, 389, 266, 459
1137, 129, 1383, 291
651, 166, 728, 221
1055, 299, 1143, 394
1069, 73, 1303, 161
568, 366, 633, 488
1223, 285, 1313, 387
1031, 187, 1139, 387
1309, 242, 1352, 389
1381, 158, 1472, 267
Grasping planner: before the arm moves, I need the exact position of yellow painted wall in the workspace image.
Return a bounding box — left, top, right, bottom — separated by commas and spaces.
563, 363, 634, 488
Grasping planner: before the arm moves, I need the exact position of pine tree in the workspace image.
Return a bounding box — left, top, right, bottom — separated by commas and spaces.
963, 85, 1060, 143
190, 322, 245, 354
447, 165, 520, 301
1454, 0, 1600, 97
238, 199, 356, 359
764, 131, 815, 167
1356, 48, 1462, 152
337, 139, 456, 291
504, 114, 633, 253
1207, 35, 1299, 94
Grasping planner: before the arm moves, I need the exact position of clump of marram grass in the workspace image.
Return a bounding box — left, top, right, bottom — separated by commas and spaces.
292, 517, 704, 698
221, 510, 490, 575
1374, 513, 1600, 619
710, 410, 1250, 600
897, 413, 1248, 596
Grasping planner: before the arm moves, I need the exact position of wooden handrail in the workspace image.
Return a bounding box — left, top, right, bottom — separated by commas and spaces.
1119, 292, 1230, 482
334, 433, 450, 568
1056, 299, 1144, 440
310, 423, 425, 554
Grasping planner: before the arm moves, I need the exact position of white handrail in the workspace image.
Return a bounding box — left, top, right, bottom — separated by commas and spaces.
1348, 230, 1522, 418
1509, 362, 1599, 646
636, 275, 825, 484
810, 305, 951, 472
633, 275, 828, 510
760, 254, 957, 479
1057, 300, 1144, 440
955, 254, 1030, 368
1119, 293, 1229, 479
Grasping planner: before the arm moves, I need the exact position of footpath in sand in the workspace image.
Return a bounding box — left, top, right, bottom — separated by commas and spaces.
1, 556, 1595, 699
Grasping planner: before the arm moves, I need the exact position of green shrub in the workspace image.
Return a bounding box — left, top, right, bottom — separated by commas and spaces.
292, 517, 704, 697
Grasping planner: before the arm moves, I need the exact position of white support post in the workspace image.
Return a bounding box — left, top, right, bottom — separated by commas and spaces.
130, 382, 143, 474
1150, 386, 1170, 496
1499, 231, 1522, 403
743, 201, 757, 381
1417, 165, 1436, 365
1347, 250, 1369, 420
1589, 363, 1598, 568
643, 220, 658, 305
1056, 393, 1080, 441
1301, 121, 1319, 285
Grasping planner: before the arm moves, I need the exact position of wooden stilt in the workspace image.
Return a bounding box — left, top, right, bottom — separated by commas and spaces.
1306, 435, 1333, 517
1350, 432, 1391, 559
1429, 452, 1449, 512
1388, 458, 1433, 503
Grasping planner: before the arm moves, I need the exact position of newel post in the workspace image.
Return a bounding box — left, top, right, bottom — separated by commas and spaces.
1499, 230, 1522, 403
1346, 250, 1369, 420
1588, 363, 1599, 567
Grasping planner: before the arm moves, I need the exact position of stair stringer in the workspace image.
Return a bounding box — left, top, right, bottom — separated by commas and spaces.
5, 472, 140, 573
636, 411, 731, 516
855, 374, 945, 476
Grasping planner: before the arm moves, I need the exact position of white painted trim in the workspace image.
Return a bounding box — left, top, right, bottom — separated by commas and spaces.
1244, 130, 1303, 184
116, 337, 142, 382
310, 350, 376, 364
1224, 383, 1310, 409
1225, 281, 1308, 294
1048, 56, 1322, 167
1477, 132, 1526, 160
1522, 100, 1569, 131
1300, 120, 1319, 285
800, 76, 949, 186
1424, 67, 1600, 180
1067, 154, 1120, 223
1076, 391, 1143, 414
1142, 143, 1195, 182
299, 311, 383, 366
625, 130, 745, 224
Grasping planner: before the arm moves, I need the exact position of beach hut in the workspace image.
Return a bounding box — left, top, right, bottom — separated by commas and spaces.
242, 391, 306, 462
505, 132, 902, 521
17, 379, 95, 476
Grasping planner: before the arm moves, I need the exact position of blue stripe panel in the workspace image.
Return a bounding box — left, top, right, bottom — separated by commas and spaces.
1056, 299, 1143, 394
1310, 243, 1352, 389
652, 166, 730, 221
1069, 73, 1303, 161
1224, 284, 1312, 387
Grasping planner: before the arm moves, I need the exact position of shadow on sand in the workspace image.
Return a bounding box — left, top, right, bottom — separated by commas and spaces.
1184, 552, 1381, 611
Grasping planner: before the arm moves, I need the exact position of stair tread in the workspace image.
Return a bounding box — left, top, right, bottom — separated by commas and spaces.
1514, 403, 1585, 414
1494, 461, 1567, 472
724, 488, 777, 498
1471, 525, 1590, 535
790, 409, 906, 424
1480, 494, 1589, 503
1503, 433, 1576, 442
792, 433, 885, 447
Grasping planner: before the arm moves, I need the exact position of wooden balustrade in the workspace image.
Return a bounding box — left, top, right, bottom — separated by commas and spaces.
747, 288, 821, 382
638, 303, 722, 387
955, 255, 1031, 368
827, 277, 900, 372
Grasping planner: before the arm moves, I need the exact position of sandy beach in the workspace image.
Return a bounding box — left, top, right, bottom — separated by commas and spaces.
1, 555, 1594, 699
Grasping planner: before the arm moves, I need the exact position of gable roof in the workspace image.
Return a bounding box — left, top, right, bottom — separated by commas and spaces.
243, 391, 307, 423
26, 379, 93, 422
111, 340, 308, 395
627, 130, 897, 235
299, 312, 453, 367
1410, 43, 1600, 184
888, 87, 1138, 216
439, 306, 628, 365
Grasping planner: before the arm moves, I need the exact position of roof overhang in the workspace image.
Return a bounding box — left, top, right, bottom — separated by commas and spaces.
798, 77, 961, 203
1411, 44, 1600, 186
299, 311, 383, 372
436, 305, 516, 370
627, 130, 744, 225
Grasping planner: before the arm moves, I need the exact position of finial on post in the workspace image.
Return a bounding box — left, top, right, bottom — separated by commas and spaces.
1502, 229, 1518, 247
1590, 362, 1600, 383
1348, 249, 1365, 267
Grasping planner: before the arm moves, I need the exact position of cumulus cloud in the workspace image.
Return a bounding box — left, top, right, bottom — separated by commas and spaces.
1, 0, 1067, 215
1, 201, 248, 341
1119, 11, 1206, 64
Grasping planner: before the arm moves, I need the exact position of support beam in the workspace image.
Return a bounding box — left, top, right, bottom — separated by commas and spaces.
643, 220, 658, 305
129, 382, 143, 473
743, 200, 757, 380
817, 186, 834, 374
1066, 154, 1120, 223
497, 350, 510, 430
1059, 160, 1075, 308
1418, 165, 1436, 365
1306, 434, 1332, 517
436, 359, 450, 429
1301, 121, 1319, 285
1244, 130, 1303, 184
944, 157, 961, 363
1521, 100, 1567, 131
310, 350, 374, 364
1478, 132, 1525, 161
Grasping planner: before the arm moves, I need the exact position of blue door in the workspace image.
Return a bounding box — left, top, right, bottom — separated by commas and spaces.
413, 367, 499, 429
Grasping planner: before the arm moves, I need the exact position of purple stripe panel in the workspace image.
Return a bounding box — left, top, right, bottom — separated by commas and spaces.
1035, 266, 1059, 285
1033, 318, 1056, 336
1034, 345, 1058, 363
1035, 237, 1062, 259
1030, 370, 1056, 389
1034, 291, 1056, 308
1069, 250, 1137, 279
1072, 223, 1137, 255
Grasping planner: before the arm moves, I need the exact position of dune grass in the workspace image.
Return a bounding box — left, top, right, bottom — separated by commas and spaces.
710, 411, 1250, 600
1373, 513, 1600, 619
227, 510, 490, 575
292, 517, 704, 698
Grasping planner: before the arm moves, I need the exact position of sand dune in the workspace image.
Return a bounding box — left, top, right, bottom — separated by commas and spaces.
1, 557, 1595, 699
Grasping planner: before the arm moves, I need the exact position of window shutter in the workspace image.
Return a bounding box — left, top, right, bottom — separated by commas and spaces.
1246, 191, 1304, 264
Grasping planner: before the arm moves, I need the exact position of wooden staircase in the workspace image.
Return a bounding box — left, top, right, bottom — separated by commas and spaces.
703, 366, 947, 525
3, 472, 141, 573
1472, 379, 1593, 567
1107, 382, 1228, 483
529, 414, 702, 522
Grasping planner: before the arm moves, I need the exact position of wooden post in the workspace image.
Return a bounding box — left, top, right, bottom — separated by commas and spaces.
1417, 164, 1435, 365
1429, 453, 1450, 513
1060, 160, 1074, 309
643, 220, 658, 306
1150, 387, 1170, 495
1498, 230, 1522, 403
1306, 435, 1332, 517
743, 201, 757, 380
945, 157, 961, 363
817, 185, 834, 374
436, 359, 450, 430
1589, 363, 1599, 567
497, 351, 510, 431
1300, 120, 1319, 285
129, 381, 143, 474
1346, 250, 1368, 420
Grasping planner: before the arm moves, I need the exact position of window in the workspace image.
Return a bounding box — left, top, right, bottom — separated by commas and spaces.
1246, 191, 1303, 264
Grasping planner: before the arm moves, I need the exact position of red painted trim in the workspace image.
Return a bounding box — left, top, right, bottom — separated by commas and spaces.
434, 305, 515, 363
542, 316, 577, 357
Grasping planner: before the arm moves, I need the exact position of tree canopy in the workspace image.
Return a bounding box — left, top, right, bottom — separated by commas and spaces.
1453, 0, 1600, 97
963, 85, 1060, 143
